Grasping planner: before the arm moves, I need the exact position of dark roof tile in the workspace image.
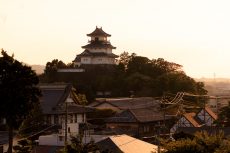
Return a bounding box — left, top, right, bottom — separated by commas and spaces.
87, 27, 111, 37
39, 84, 92, 115
77, 50, 118, 58
106, 108, 170, 123
92, 97, 160, 110
82, 41, 116, 49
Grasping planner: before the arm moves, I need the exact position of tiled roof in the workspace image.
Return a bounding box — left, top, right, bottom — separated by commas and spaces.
82, 41, 116, 49
73, 56, 81, 62
106, 108, 169, 123
92, 97, 160, 110
91, 98, 169, 123
76, 49, 118, 58
106, 109, 138, 123
131, 108, 167, 122
96, 134, 158, 153
87, 27, 111, 37
183, 113, 201, 127
39, 84, 93, 114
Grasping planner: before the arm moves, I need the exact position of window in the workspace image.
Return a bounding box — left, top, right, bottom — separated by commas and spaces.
68, 127, 70, 133
95, 37, 99, 41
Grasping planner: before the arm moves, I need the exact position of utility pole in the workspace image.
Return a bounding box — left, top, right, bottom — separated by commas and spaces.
157, 122, 161, 153
65, 101, 68, 145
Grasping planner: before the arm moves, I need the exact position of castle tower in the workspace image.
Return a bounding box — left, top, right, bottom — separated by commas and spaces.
73, 27, 118, 67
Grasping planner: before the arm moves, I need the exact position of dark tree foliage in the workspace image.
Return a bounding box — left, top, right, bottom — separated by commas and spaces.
61, 135, 112, 153
13, 139, 32, 153
120, 52, 207, 97
42, 59, 66, 82
40, 52, 207, 101
163, 131, 224, 153
217, 101, 230, 127
62, 135, 99, 153
172, 131, 195, 140
18, 102, 44, 137
0, 50, 41, 153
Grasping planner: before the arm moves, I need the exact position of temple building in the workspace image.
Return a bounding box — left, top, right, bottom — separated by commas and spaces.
73, 27, 118, 67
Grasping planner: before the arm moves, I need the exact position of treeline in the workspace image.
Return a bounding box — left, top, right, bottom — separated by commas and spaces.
163, 131, 230, 153
39, 52, 207, 101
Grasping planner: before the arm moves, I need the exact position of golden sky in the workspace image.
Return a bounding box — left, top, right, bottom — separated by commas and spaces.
1, 0, 230, 78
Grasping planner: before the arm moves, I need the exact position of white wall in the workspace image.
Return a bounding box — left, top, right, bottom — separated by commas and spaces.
91, 57, 115, 64
61, 123, 79, 136
39, 134, 65, 146
81, 57, 91, 64
91, 36, 107, 42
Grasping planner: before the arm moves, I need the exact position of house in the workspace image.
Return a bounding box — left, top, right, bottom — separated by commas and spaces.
96, 134, 159, 153
170, 106, 218, 133
40, 84, 93, 126
73, 26, 118, 67
170, 113, 201, 133
105, 107, 171, 137
197, 106, 217, 126
88, 97, 160, 112
37, 84, 93, 146
88, 97, 171, 137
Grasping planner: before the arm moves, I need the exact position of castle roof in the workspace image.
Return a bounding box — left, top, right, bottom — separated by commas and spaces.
82, 40, 116, 49
87, 27, 111, 37
76, 49, 118, 58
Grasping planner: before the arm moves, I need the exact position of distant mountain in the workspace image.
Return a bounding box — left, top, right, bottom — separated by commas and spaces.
195, 77, 230, 83
31, 65, 45, 74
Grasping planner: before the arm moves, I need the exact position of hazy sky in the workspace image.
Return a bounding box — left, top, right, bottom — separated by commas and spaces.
1, 0, 230, 78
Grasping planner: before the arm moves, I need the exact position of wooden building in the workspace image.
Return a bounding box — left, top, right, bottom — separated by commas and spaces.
39, 84, 93, 127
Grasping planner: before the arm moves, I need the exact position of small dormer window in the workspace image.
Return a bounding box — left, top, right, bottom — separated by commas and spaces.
95, 37, 99, 41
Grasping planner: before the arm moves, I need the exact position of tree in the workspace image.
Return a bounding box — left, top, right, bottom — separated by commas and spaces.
40, 52, 207, 99
13, 139, 32, 153
0, 50, 41, 153
43, 59, 66, 82
163, 131, 224, 153
118, 51, 131, 70
61, 135, 99, 153
217, 101, 230, 127
18, 102, 44, 137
